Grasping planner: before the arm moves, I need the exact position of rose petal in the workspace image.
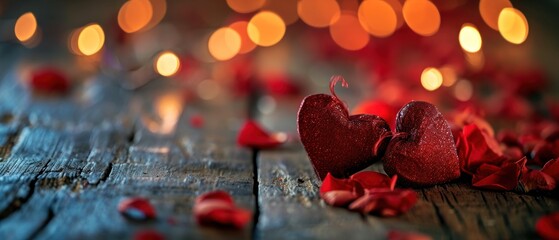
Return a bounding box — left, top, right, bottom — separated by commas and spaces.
387, 230, 433, 240
520, 169, 556, 192
118, 197, 157, 221
350, 171, 392, 189
190, 115, 204, 128
472, 157, 526, 191
133, 230, 165, 240
503, 147, 524, 162
30, 68, 70, 94
349, 188, 417, 217
193, 191, 251, 229
542, 158, 559, 182
320, 173, 360, 196
531, 142, 559, 166
237, 120, 282, 149
195, 190, 234, 206
321, 190, 359, 207
536, 212, 559, 240
497, 130, 522, 148
461, 124, 504, 175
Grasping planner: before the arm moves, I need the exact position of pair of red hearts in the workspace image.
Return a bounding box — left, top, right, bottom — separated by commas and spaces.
297, 76, 460, 186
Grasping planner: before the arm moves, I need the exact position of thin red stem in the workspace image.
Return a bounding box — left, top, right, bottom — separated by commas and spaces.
329, 75, 349, 103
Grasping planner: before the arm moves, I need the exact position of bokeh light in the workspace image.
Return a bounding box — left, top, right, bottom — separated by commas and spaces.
403, 0, 441, 36
479, 0, 512, 31
298, 0, 340, 28
68, 28, 81, 55
263, 0, 299, 25
330, 12, 369, 51
465, 50, 485, 72
145, 0, 167, 29
197, 79, 221, 100
155, 51, 180, 77
208, 27, 241, 61
229, 21, 256, 54
118, 0, 154, 33
358, 0, 398, 37
226, 0, 265, 13
440, 66, 457, 87
498, 7, 529, 44
459, 24, 482, 53
384, 0, 404, 29
421, 67, 443, 91
14, 12, 37, 42
77, 23, 105, 56
152, 93, 183, 134
454, 79, 473, 101
248, 11, 286, 47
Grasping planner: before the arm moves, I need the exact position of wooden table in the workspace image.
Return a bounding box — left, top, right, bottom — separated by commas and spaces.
0, 55, 557, 240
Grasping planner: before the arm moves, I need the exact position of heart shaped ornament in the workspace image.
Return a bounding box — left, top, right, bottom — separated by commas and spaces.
298, 76, 391, 180
382, 101, 460, 186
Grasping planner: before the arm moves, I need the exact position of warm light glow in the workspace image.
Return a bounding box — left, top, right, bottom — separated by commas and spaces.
68, 28, 81, 55
155, 51, 180, 77
247, 11, 286, 47
403, 0, 441, 36
421, 67, 443, 91
208, 27, 241, 61
229, 21, 256, 54
146, 0, 167, 29
297, 0, 340, 28
118, 0, 153, 33
479, 0, 512, 31
263, 0, 299, 25
77, 24, 105, 56
459, 24, 482, 53
14, 12, 37, 42
226, 0, 265, 13
465, 51, 485, 72
197, 79, 220, 100
384, 0, 404, 29
358, 0, 398, 37
454, 79, 473, 101
498, 8, 529, 44
152, 93, 183, 134
330, 12, 369, 51
440, 66, 457, 87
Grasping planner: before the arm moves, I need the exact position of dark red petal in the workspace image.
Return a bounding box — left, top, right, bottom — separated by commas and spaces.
118, 197, 157, 221
536, 212, 559, 240
472, 157, 526, 191
461, 124, 504, 175
520, 169, 556, 192
531, 142, 559, 166
542, 158, 559, 182
237, 120, 282, 149
320, 173, 357, 196
503, 147, 524, 162
30, 68, 70, 94
321, 190, 359, 207
350, 171, 392, 189
349, 188, 417, 217
190, 115, 204, 128
195, 190, 234, 206
133, 230, 165, 240
194, 202, 252, 229
387, 230, 433, 240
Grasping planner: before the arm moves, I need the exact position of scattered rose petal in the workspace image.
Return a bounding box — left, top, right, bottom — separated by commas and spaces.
541, 125, 559, 142
349, 171, 392, 189
472, 157, 526, 191
133, 230, 165, 240
118, 197, 157, 221
321, 190, 359, 207
190, 115, 204, 128
535, 212, 559, 240
520, 169, 556, 192
237, 120, 282, 149
497, 130, 521, 148
542, 158, 559, 182
531, 142, 559, 166
348, 188, 417, 217
320, 173, 360, 196
461, 124, 504, 175
387, 230, 433, 240
194, 190, 251, 229
30, 68, 70, 94
502, 146, 524, 162
451, 108, 495, 137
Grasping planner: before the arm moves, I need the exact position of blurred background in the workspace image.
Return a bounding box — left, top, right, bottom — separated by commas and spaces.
0, 0, 558, 131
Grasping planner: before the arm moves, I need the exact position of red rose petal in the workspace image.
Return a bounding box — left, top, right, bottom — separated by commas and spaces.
349, 188, 417, 217
190, 115, 204, 128
237, 120, 283, 149
30, 68, 70, 94
520, 169, 556, 192
321, 190, 359, 207
531, 142, 559, 166
542, 159, 559, 181
387, 230, 433, 240
536, 212, 559, 240
350, 171, 392, 189
118, 197, 157, 221
195, 190, 234, 206
461, 124, 504, 175
472, 157, 526, 191
193, 191, 252, 229
320, 173, 359, 196
134, 230, 165, 240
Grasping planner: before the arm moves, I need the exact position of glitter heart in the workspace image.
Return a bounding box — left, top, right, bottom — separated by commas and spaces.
382, 101, 460, 186
297, 76, 391, 180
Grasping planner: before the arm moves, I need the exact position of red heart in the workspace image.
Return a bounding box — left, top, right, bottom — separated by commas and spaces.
382, 101, 460, 186
297, 76, 391, 180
